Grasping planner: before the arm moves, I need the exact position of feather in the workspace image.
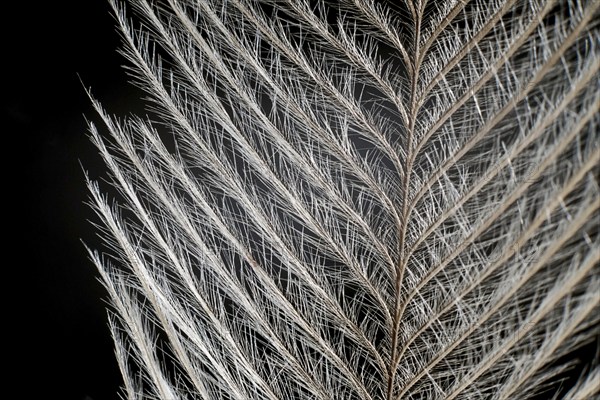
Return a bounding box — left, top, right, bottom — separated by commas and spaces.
86, 0, 600, 398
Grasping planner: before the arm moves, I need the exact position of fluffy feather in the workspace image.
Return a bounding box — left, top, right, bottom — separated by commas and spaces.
86, 0, 600, 398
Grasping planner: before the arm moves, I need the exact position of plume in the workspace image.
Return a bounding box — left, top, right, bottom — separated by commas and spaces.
85, 0, 600, 398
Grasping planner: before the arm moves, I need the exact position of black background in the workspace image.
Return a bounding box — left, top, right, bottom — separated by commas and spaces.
5, 2, 597, 400
6, 1, 136, 399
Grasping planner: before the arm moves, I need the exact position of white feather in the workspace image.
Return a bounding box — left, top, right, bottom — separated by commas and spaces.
87, 0, 600, 398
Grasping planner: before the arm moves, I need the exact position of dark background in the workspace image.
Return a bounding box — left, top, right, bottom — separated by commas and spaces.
4, 2, 597, 400
6, 1, 136, 399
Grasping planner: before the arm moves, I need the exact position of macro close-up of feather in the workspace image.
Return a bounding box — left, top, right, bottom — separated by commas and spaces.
82, 0, 599, 398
